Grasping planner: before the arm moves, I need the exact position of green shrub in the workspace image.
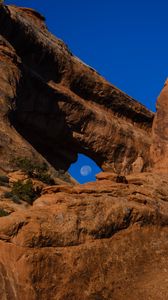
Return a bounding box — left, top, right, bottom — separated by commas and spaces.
0, 175, 9, 187
12, 157, 55, 185
0, 175, 9, 183
0, 209, 10, 217
11, 194, 21, 204
4, 191, 13, 198
12, 157, 34, 176
4, 192, 20, 204
37, 172, 55, 185
11, 179, 41, 204
34, 162, 48, 173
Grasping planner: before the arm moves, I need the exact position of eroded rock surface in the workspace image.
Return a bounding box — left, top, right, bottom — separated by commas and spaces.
0, 4, 154, 174
151, 79, 168, 172
0, 173, 168, 299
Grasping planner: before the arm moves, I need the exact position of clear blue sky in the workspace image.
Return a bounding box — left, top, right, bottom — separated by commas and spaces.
5, 0, 168, 182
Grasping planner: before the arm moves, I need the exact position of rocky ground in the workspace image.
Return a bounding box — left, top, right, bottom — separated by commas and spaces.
1, 171, 168, 299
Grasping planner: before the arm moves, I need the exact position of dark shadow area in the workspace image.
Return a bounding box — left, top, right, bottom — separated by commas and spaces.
8, 67, 78, 171
0, 5, 66, 84
8, 63, 105, 174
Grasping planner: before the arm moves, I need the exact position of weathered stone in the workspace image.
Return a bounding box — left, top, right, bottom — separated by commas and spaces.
0, 4, 153, 174
151, 79, 168, 172
0, 173, 168, 299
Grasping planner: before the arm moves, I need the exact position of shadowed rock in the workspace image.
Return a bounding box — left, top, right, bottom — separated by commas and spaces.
151, 79, 168, 172
0, 4, 154, 174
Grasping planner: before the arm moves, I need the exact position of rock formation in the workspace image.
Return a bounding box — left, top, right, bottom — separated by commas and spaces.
151, 79, 168, 172
0, 3, 168, 300
0, 4, 154, 174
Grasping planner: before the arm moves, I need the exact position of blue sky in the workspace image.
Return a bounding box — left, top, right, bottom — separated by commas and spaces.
69, 154, 101, 184
5, 0, 168, 182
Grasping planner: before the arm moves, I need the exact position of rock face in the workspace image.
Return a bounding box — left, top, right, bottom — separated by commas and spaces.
1, 3, 168, 300
151, 79, 168, 172
1, 173, 168, 299
0, 4, 154, 174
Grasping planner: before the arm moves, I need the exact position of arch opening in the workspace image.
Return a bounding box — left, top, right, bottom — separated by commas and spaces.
68, 153, 102, 184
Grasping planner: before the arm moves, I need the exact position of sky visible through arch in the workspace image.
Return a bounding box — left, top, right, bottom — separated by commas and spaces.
5, 0, 168, 183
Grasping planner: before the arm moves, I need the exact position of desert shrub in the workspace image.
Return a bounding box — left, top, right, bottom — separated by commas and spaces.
12, 157, 34, 176
4, 191, 20, 204
0, 209, 10, 217
12, 157, 55, 185
11, 179, 41, 204
34, 162, 48, 173
4, 191, 13, 198
36, 172, 55, 185
0, 175, 9, 183
10, 194, 21, 203
0, 175, 9, 186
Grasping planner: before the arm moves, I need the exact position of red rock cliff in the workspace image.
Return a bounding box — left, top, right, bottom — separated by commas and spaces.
0, 4, 154, 174
151, 79, 168, 172
1, 4, 168, 300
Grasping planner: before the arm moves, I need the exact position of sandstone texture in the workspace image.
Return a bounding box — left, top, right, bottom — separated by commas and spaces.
0, 4, 154, 174
0, 3, 168, 300
151, 79, 168, 172
1, 173, 168, 299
